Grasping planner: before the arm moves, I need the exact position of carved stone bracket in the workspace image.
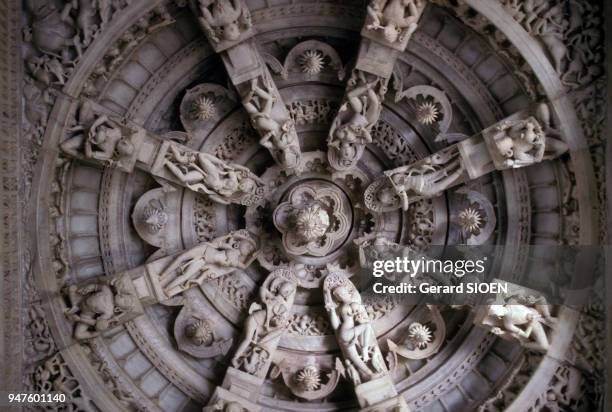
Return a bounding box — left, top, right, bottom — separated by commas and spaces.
204, 267, 298, 410
61, 274, 144, 341
364, 103, 569, 212
327, 0, 427, 171
323, 265, 408, 411
190, 1, 303, 174
474, 279, 558, 353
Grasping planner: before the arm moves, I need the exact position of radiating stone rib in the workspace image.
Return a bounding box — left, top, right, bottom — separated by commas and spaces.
61, 230, 260, 341
59, 100, 267, 206
203, 267, 298, 411
322, 264, 410, 411
190, 0, 303, 175
327, 0, 427, 171
364, 102, 569, 212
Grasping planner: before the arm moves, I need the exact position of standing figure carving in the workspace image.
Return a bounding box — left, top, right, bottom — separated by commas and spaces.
242, 78, 301, 172
328, 71, 385, 170
231, 268, 297, 377
323, 266, 387, 384
158, 230, 259, 297
163, 144, 266, 205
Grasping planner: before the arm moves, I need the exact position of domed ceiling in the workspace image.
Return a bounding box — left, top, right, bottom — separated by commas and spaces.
0, 0, 608, 411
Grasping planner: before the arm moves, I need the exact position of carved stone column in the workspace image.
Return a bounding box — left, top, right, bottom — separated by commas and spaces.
323, 265, 409, 411
364, 103, 569, 212
327, 0, 427, 171
190, 0, 303, 175
204, 267, 298, 411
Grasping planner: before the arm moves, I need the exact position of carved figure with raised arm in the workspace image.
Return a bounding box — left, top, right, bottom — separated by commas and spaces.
366, 0, 424, 45
64, 276, 140, 340
328, 72, 385, 169
231, 268, 297, 376
158, 230, 259, 297
323, 267, 387, 384
242, 77, 301, 171
60, 114, 141, 171
195, 0, 252, 45
163, 144, 265, 205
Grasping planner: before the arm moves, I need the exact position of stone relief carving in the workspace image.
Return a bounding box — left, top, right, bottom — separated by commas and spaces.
323, 265, 388, 385
395, 85, 453, 141
327, 70, 386, 171
283, 40, 345, 79
387, 306, 446, 362
270, 360, 341, 400
63, 274, 143, 341
231, 267, 297, 377
163, 143, 267, 205
192, 0, 253, 51
61, 112, 144, 172
363, 0, 426, 49
475, 281, 557, 352
499, 0, 604, 89
174, 305, 233, 358
365, 146, 465, 212
273, 183, 351, 257
8, 0, 606, 409
156, 230, 259, 297
242, 76, 302, 173
27, 352, 94, 411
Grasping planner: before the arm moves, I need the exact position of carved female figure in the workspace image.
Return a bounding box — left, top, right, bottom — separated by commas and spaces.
164, 145, 260, 204
487, 300, 554, 352
60, 115, 135, 164
64, 280, 137, 340
324, 279, 386, 382
330, 75, 383, 165
231, 274, 296, 375
159, 231, 258, 295
243, 78, 300, 170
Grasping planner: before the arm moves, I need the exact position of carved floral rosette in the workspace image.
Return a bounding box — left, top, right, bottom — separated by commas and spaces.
273, 184, 351, 257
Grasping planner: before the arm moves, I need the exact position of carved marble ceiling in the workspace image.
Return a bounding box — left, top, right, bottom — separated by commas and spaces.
0, 0, 608, 411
